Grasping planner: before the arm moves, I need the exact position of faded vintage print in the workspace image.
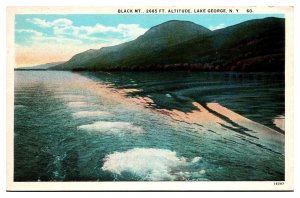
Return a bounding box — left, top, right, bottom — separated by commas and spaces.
7, 7, 293, 191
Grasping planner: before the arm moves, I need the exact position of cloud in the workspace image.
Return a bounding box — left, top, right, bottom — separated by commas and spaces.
16, 29, 43, 37
27, 17, 148, 42
26, 18, 51, 28
51, 18, 73, 27
117, 24, 147, 39
27, 18, 73, 28
53, 22, 147, 42
16, 27, 83, 46
209, 23, 226, 30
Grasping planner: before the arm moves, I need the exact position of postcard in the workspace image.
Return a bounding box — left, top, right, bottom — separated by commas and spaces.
6, 6, 294, 191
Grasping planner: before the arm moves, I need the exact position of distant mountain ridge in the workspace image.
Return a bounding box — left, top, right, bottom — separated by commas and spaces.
51, 17, 285, 72
16, 61, 66, 70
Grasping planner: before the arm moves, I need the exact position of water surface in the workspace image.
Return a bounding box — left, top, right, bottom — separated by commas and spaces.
14, 71, 285, 181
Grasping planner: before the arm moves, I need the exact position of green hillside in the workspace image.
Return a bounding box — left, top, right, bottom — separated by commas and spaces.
51, 17, 285, 72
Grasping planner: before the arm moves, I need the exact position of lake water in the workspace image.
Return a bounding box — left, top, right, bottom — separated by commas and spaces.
14, 71, 285, 181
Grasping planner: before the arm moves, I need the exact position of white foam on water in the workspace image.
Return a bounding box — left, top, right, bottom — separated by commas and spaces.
102, 148, 186, 180
66, 101, 89, 108
14, 105, 26, 108
102, 148, 205, 181
77, 121, 144, 134
72, 111, 112, 118
199, 169, 206, 175
55, 94, 86, 101
191, 156, 202, 163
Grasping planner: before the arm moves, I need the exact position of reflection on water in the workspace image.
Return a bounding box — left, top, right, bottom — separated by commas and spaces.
273, 115, 285, 131
83, 71, 285, 131
14, 71, 285, 181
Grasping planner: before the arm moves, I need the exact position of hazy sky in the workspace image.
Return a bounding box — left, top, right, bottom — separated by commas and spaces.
15, 14, 284, 67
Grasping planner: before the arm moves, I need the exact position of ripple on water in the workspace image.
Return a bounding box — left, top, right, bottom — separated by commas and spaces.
66, 102, 90, 108
14, 104, 26, 108
54, 95, 86, 101
72, 111, 113, 118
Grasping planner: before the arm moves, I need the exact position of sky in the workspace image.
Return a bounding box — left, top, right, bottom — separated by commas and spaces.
15, 14, 284, 67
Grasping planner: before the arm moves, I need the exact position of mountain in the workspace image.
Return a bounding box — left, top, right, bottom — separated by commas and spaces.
15, 61, 65, 70
51, 20, 211, 71
51, 17, 285, 72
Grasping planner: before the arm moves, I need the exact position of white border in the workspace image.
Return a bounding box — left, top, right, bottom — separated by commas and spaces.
2, 1, 293, 193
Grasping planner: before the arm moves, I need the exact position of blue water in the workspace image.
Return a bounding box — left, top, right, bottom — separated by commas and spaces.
14, 71, 284, 181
